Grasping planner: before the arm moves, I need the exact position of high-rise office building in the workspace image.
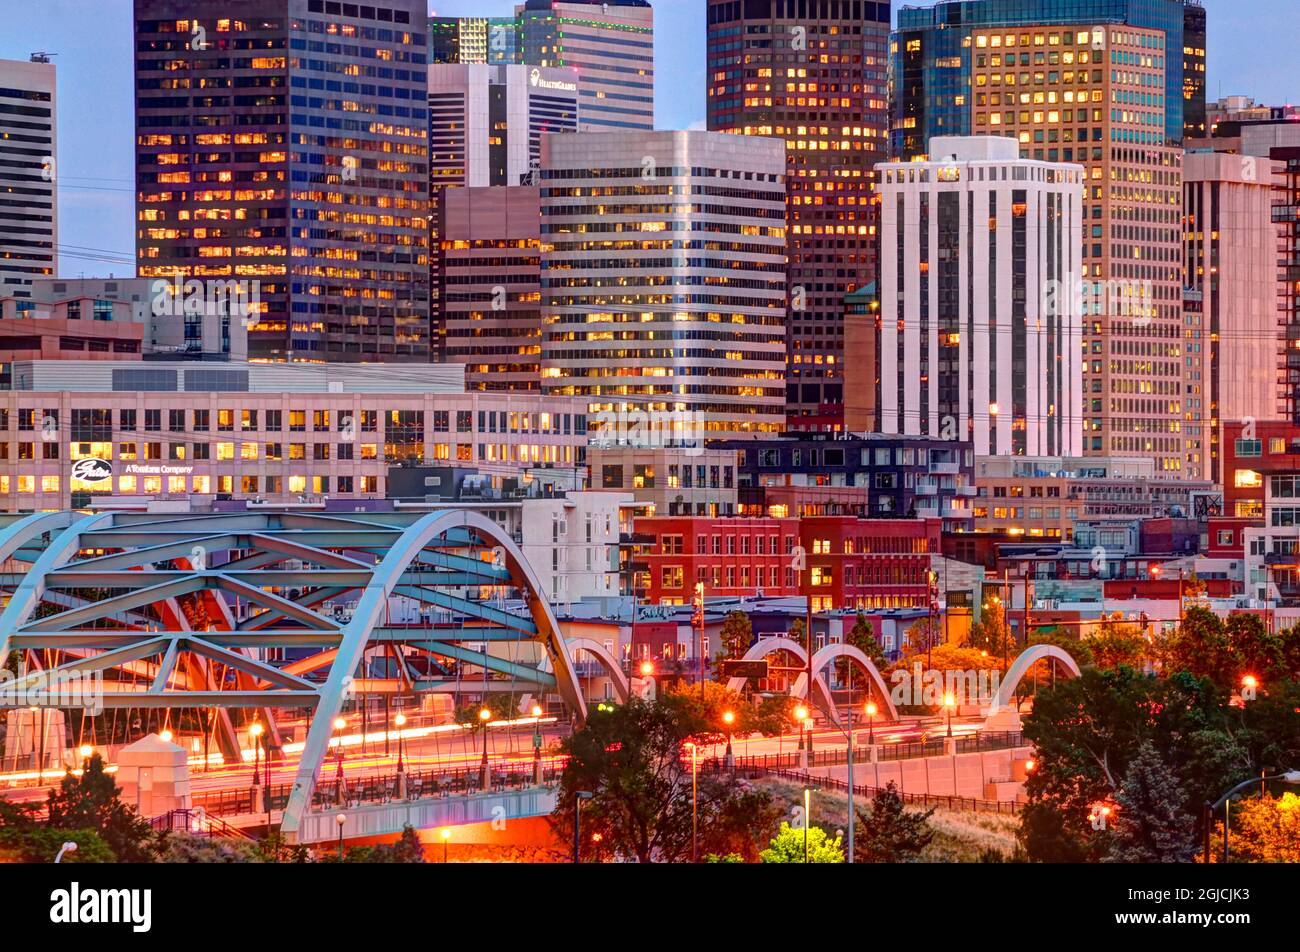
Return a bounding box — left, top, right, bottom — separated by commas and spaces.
874, 137, 1085, 457
429, 15, 517, 64
428, 2, 654, 132
969, 23, 1185, 474
133, 0, 430, 363
706, 0, 891, 431
518, 0, 654, 132
891, 0, 1205, 159
1181, 0, 1206, 139
426, 63, 577, 361
539, 130, 788, 437
1198, 115, 1300, 425
1182, 151, 1281, 482
0, 56, 56, 300
436, 185, 543, 391
428, 63, 579, 191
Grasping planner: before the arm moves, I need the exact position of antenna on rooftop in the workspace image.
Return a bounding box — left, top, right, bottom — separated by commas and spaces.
30, 52, 56, 64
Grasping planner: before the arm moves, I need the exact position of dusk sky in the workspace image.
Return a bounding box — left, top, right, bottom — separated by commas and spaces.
0, 0, 1294, 277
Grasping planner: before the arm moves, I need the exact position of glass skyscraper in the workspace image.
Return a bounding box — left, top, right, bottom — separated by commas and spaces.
891, 0, 1205, 158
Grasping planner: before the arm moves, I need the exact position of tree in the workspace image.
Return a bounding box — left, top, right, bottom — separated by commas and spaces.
759, 821, 845, 863
45, 754, 156, 862
663, 678, 792, 739
155, 834, 263, 863
1086, 622, 1145, 671
549, 698, 780, 863
0, 805, 114, 865
339, 825, 426, 863
1017, 668, 1217, 862
853, 782, 935, 863
969, 598, 1013, 658
1017, 664, 1300, 863
1159, 607, 1235, 687
1209, 793, 1300, 863
838, 613, 887, 682
1104, 741, 1198, 863
713, 611, 753, 681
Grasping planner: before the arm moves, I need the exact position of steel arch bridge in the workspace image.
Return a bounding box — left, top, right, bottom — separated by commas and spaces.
0, 508, 588, 840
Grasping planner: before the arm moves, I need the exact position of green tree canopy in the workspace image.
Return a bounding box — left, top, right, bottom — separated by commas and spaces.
759, 821, 845, 864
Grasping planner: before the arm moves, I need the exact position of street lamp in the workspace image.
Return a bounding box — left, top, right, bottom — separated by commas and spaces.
1204, 770, 1300, 863
478, 706, 493, 790
865, 701, 877, 745
530, 703, 545, 784
573, 790, 594, 864
335, 812, 347, 862
159, 728, 174, 743
393, 712, 407, 772
54, 841, 77, 864
249, 721, 264, 787
722, 710, 736, 773
78, 744, 94, 767
440, 827, 451, 864
943, 692, 956, 739
803, 787, 812, 863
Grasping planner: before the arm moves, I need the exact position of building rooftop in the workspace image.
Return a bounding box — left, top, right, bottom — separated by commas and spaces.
8, 359, 465, 394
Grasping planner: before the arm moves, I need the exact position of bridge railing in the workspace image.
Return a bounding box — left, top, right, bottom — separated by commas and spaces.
707, 730, 1023, 773
764, 768, 1023, 815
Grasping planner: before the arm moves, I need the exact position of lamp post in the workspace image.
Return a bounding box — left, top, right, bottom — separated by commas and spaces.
722, 710, 735, 775
1204, 770, 1300, 863
478, 706, 492, 790
803, 787, 811, 863
530, 704, 545, 785
943, 692, 956, 738
54, 841, 77, 864
248, 723, 263, 790
335, 812, 347, 862
440, 827, 451, 863
865, 701, 877, 745
573, 790, 594, 863
393, 712, 407, 799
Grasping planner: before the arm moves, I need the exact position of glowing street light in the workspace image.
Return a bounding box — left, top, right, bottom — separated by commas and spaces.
249, 721, 264, 787
159, 728, 173, 744
440, 827, 451, 863
335, 812, 347, 861
639, 660, 655, 678
478, 707, 493, 790
865, 700, 878, 745
722, 710, 736, 773
943, 692, 957, 738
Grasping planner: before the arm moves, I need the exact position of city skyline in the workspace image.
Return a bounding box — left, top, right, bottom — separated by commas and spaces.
0, 0, 1294, 280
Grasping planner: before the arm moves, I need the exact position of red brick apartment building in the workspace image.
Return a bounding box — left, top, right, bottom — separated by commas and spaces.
632, 515, 941, 612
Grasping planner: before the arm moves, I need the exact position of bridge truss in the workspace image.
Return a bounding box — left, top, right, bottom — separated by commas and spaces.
0, 508, 587, 839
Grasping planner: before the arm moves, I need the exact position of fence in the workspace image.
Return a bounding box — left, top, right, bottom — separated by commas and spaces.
710, 730, 1023, 773
764, 768, 1023, 815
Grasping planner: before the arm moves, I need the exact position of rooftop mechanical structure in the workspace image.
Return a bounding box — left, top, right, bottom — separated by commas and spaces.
0, 508, 588, 840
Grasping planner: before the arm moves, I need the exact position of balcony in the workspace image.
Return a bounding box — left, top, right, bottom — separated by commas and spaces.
915, 484, 938, 496
956, 485, 978, 496
929, 461, 960, 475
